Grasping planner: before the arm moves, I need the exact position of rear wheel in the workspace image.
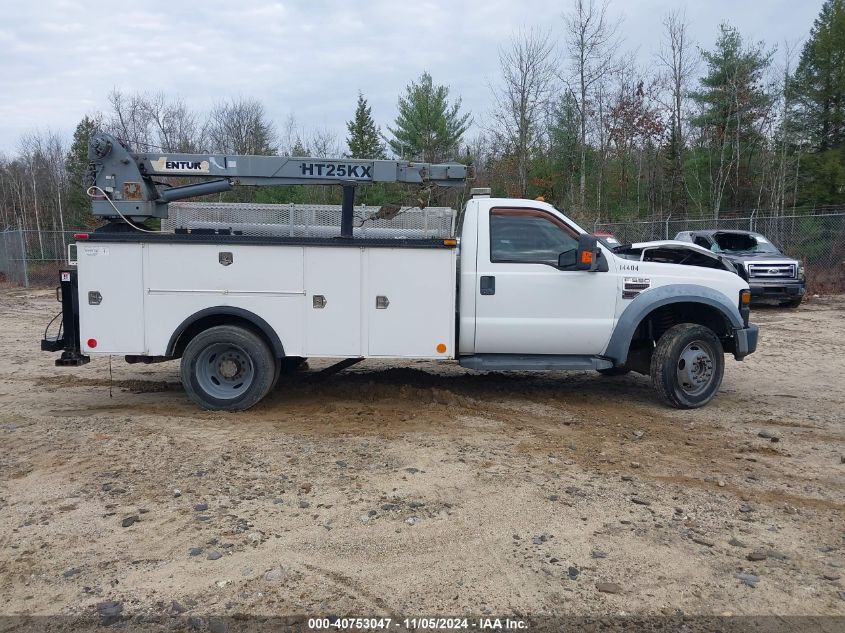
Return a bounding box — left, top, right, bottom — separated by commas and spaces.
181, 325, 277, 411
650, 324, 724, 409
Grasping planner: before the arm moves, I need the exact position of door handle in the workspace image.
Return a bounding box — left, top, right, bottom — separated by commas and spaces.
480, 275, 495, 295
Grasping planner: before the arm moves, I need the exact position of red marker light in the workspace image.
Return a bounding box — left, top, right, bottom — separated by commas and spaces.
87, 338, 97, 349
74, 233, 90, 240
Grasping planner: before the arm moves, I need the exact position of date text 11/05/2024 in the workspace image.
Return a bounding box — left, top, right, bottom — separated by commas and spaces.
307, 618, 529, 630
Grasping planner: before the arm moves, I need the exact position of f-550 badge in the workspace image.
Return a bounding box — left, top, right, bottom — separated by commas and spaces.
619, 263, 639, 271
300, 162, 372, 179
623, 277, 651, 299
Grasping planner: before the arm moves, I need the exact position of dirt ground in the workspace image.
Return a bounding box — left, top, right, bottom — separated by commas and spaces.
0, 289, 843, 627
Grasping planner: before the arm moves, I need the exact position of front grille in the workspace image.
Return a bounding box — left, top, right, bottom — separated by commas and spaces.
747, 263, 796, 279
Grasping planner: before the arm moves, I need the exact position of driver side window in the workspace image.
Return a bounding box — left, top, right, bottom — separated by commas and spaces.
490, 208, 579, 266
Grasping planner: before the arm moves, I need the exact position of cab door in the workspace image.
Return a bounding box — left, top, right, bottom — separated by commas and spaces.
473, 207, 617, 355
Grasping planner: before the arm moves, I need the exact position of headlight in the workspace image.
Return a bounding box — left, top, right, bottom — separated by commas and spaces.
798, 263, 805, 278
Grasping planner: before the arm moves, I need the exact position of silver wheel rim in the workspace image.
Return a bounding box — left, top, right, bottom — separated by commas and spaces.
195, 342, 254, 400
676, 340, 715, 396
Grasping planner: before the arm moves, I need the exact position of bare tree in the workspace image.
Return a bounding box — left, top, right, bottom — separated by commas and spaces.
563, 0, 620, 212
105, 90, 203, 152
657, 9, 697, 213
771, 41, 801, 213
308, 127, 342, 158
489, 28, 557, 197
204, 98, 277, 155
106, 89, 155, 149
143, 93, 203, 152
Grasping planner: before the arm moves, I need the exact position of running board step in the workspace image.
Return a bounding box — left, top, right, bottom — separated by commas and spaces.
459, 354, 613, 371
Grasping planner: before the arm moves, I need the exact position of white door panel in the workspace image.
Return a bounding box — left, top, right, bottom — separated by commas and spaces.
366, 249, 455, 358
143, 243, 306, 357
304, 248, 362, 356
474, 207, 617, 356
146, 243, 304, 294
78, 243, 145, 354
474, 268, 617, 354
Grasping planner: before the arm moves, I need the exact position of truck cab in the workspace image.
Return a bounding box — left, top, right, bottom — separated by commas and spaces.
456, 194, 757, 408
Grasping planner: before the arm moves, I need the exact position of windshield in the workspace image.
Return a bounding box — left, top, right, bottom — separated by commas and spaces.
712, 233, 780, 255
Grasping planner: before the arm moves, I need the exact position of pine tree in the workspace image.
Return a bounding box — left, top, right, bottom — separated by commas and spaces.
791, 0, 845, 203
65, 115, 100, 226
387, 72, 471, 162
689, 24, 773, 211
346, 92, 386, 159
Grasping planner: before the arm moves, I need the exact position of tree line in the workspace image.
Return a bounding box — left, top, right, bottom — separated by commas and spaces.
1, 0, 843, 246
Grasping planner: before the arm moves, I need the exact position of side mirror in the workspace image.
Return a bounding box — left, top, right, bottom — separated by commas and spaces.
576, 234, 600, 271
559, 235, 601, 271
557, 248, 577, 268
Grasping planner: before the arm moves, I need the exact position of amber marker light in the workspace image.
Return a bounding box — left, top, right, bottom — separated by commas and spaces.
436, 343, 447, 353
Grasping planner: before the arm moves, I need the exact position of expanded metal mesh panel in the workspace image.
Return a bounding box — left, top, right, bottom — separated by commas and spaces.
162, 202, 457, 239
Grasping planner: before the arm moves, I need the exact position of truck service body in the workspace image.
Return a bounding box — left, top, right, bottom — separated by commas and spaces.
42, 134, 758, 411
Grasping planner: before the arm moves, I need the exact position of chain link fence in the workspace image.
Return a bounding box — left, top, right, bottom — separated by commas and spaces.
2, 209, 844, 292
592, 212, 845, 293
0, 225, 77, 287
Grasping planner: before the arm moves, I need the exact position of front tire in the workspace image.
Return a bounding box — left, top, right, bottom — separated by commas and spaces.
780, 297, 803, 309
181, 325, 277, 411
650, 324, 724, 409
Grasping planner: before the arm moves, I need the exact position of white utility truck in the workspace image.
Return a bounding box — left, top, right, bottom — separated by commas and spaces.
42, 134, 758, 410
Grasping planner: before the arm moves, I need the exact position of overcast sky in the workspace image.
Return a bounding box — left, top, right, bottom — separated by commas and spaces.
0, 0, 823, 155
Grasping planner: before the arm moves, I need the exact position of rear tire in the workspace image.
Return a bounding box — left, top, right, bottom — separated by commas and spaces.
650, 324, 724, 409
597, 366, 631, 377
181, 325, 276, 411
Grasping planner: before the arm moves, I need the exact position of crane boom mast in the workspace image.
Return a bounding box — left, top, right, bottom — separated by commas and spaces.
86, 133, 468, 237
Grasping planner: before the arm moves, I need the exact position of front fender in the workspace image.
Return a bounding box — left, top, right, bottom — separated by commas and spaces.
603, 284, 744, 365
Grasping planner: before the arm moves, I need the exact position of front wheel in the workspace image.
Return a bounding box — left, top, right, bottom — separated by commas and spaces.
650, 324, 724, 409
181, 325, 277, 411
780, 296, 803, 309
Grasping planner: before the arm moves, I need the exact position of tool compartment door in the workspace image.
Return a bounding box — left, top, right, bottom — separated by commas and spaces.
304, 247, 362, 356
77, 242, 145, 354
365, 248, 455, 358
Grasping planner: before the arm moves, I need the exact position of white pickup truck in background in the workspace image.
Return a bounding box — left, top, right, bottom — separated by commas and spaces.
42, 135, 758, 411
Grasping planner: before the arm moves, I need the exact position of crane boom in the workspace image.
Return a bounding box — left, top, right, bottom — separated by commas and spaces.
86, 133, 468, 237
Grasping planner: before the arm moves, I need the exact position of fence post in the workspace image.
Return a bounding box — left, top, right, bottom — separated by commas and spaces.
664, 213, 672, 240
0, 231, 6, 281
17, 219, 29, 288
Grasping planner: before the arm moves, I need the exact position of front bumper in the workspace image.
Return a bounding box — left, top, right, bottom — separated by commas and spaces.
733, 324, 759, 360
749, 279, 805, 301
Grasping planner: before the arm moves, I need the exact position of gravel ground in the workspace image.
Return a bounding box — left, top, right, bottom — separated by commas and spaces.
0, 289, 843, 628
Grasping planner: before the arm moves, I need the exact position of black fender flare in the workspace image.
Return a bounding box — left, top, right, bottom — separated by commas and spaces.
166, 306, 285, 358
603, 284, 743, 365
